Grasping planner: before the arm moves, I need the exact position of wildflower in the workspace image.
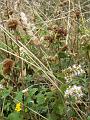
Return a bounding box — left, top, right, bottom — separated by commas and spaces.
54, 27, 67, 36
75, 10, 80, 19
64, 85, 83, 101
44, 35, 54, 43
15, 103, 21, 112
0, 84, 3, 89
20, 12, 34, 36
20, 12, 28, 26
22, 88, 28, 93
62, 64, 85, 82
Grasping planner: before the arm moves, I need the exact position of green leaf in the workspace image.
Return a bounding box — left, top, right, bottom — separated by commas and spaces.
2, 88, 12, 98
29, 88, 38, 97
36, 93, 45, 105
58, 51, 67, 58
15, 91, 23, 102
60, 84, 68, 94
0, 74, 4, 81
7, 112, 22, 120
53, 100, 65, 115
48, 113, 60, 120
87, 116, 90, 120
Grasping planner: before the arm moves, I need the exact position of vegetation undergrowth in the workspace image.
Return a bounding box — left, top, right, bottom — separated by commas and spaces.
0, 0, 90, 120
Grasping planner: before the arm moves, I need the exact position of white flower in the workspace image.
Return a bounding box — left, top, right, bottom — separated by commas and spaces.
22, 88, 28, 93
64, 85, 83, 100
72, 64, 77, 69
63, 64, 85, 82
20, 12, 28, 26
0, 84, 3, 89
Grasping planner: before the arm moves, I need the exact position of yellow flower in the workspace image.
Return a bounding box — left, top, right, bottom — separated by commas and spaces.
15, 103, 21, 112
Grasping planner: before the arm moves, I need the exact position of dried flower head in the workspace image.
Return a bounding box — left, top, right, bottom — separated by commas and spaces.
3, 59, 14, 75
44, 35, 54, 43
32, 37, 41, 46
70, 117, 77, 120
75, 10, 80, 18
3, 59, 14, 68
54, 27, 67, 36
7, 19, 18, 30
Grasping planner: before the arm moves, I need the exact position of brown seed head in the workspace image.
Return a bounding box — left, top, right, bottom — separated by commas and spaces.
54, 27, 67, 36
44, 35, 54, 43
3, 59, 14, 75
7, 19, 18, 30
33, 37, 41, 46
70, 117, 77, 120
75, 10, 80, 18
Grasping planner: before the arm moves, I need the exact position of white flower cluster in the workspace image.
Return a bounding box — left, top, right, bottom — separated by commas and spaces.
20, 12, 28, 26
62, 64, 85, 82
72, 64, 85, 76
0, 84, 3, 89
22, 88, 28, 93
64, 85, 83, 101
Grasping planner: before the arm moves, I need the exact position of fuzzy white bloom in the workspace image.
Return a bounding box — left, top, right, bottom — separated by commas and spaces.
20, 12, 28, 26
64, 85, 83, 100
0, 84, 3, 89
22, 88, 28, 93
20, 12, 35, 36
